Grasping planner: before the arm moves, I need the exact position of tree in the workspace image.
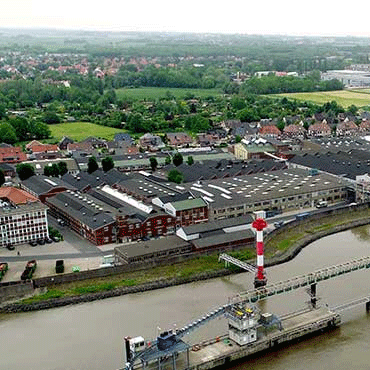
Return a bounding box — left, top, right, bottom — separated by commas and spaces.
186, 156, 194, 165
165, 156, 171, 165
0, 169, 5, 186
43, 111, 61, 124
102, 156, 114, 172
167, 169, 183, 184
0, 122, 18, 144
16, 163, 35, 181
87, 156, 99, 173
44, 164, 59, 177
149, 157, 158, 172
172, 152, 183, 166
57, 161, 68, 176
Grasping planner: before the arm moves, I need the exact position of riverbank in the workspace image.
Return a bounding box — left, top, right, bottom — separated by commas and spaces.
2, 205, 370, 313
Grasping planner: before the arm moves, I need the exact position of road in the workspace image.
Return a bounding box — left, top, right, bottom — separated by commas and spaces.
0, 217, 116, 283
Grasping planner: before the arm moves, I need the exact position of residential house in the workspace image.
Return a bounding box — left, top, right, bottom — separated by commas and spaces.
80, 137, 107, 149
336, 119, 359, 136
59, 136, 74, 150
165, 132, 193, 148
139, 133, 165, 151
258, 124, 281, 139
27, 143, 61, 160
114, 133, 135, 144
307, 120, 332, 137
0, 146, 27, 163
283, 123, 307, 139
25, 140, 43, 151
0, 163, 16, 178
67, 141, 95, 157
359, 119, 370, 134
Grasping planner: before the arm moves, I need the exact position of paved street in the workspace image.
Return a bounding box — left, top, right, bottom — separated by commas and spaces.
0, 221, 117, 283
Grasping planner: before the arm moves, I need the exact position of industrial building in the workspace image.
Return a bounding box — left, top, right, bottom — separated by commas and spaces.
179, 168, 349, 220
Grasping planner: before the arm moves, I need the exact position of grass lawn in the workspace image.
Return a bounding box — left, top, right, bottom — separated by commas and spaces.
275, 89, 370, 108
116, 87, 222, 100
49, 122, 123, 141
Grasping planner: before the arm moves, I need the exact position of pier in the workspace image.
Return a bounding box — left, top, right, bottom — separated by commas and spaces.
122, 256, 370, 370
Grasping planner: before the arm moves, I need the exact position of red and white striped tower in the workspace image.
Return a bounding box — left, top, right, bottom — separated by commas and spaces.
252, 218, 268, 288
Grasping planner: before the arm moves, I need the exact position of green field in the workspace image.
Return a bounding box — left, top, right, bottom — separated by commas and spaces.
49, 122, 123, 141
276, 89, 370, 108
116, 87, 222, 100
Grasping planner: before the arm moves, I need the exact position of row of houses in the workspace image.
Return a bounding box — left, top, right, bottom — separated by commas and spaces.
228, 119, 370, 141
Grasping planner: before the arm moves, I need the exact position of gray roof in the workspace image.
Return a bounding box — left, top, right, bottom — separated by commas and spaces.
62, 171, 106, 191
161, 158, 287, 183
289, 149, 370, 180
114, 235, 190, 258
192, 229, 255, 249
21, 175, 77, 195
23, 158, 79, 174
179, 168, 348, 209
181, 214, 254, 235
46, 191, 115, 230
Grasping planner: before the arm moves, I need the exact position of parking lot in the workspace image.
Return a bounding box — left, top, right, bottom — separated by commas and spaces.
0, 219, 118, 283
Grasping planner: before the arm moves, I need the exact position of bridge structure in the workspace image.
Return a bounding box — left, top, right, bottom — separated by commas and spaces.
124, 255, 370, 370
218, 253, 256, 273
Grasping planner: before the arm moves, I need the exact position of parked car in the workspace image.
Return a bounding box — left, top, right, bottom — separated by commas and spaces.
57, 219, 66, 226
37, 239, 46, 245
29, 240, 38, 247
274, 221, 284, 229
45, 238, 53, 244
51, 236, 60, 242
316, 200, 328, 209
6, 244, 15, 250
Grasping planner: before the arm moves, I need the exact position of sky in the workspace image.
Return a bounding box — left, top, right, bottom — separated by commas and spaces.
2, 0, 370, 37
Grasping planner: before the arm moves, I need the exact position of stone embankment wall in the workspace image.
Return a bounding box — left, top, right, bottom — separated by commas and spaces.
0, 269, 234, 313
0, 281, 34, 305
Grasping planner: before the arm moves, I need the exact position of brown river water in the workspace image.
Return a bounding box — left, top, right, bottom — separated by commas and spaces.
2, 226, 370, 370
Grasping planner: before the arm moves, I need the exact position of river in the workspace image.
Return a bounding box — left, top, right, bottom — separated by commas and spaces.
2, 226, 370, 370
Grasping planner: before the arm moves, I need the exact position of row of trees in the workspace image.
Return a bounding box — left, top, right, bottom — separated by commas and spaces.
241, 74, 344, 95
0, 116, 51, 144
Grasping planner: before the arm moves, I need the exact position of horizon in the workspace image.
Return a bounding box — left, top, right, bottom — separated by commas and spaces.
2, 0, 370, 39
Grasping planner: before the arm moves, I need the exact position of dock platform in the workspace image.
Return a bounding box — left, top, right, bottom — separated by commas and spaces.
131, 307, 340, 370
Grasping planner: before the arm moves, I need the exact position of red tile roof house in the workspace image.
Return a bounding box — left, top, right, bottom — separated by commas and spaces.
29, 144, 59, 154
166, 132, 193, 148
67, 142, 95, 155
25, 140, 43, 151
359, 119, 370, 134
28, 143, 61, 160
283, 123, 307, 139
336, 120, 359, 137
258, 124, 281, 139
307, 120, 332, 137
0, 147, 27, 163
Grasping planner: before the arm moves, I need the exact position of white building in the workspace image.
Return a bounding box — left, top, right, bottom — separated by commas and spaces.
0, 187, 49, 247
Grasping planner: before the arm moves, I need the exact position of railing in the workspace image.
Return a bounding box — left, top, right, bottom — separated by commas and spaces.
218, 253, 257, 273
233, 256, 370, 304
